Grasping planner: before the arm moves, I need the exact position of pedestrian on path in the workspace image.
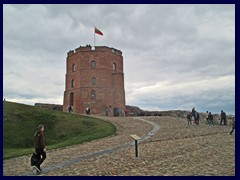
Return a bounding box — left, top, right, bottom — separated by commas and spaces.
33, 125, 46, 174
206, 111, 209, 124
195, 111, 200, 125
191, 107, 196, 125
208, 112, 214, 126
86, 107, 90, 115
220, 110, 227, 125
230, 117, 235, 135
187, 112, 192, 125
68, 106, 73, 113
105, 107, 109, 116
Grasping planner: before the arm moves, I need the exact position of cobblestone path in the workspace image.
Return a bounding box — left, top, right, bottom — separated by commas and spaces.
3, 116, 235, 176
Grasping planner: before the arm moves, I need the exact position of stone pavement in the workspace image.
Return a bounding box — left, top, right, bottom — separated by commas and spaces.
3, 116, 235, 176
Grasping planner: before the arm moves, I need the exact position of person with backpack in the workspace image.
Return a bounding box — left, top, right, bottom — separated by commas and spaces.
220, 110, 227, 125
194, 111, 200, 125
33, 124, 46, 174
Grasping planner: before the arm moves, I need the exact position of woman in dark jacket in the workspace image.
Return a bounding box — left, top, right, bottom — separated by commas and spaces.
34, 124, 46, 174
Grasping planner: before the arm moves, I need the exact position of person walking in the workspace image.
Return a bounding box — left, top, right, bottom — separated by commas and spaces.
194, 111, 200, 125
105, 106, 109, 116
33, 125, 46, 174
88, 107, 91, 115
187, 112, 192, 125
230, 117, 235, 135
68, 106, 72, 113
191, 107, 196, 125
206, 111, 209, 125
220, 110, 227, 125
208, 112, 214, 126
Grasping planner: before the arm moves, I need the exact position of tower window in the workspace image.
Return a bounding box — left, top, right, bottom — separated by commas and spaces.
91, 60, 96, 69
72, 63, 76, 72
70, 92, 74, 106
113, 63, 117, 71
91, 90, 96, 100
71, 79, 75, 88
92, 77, 96, 85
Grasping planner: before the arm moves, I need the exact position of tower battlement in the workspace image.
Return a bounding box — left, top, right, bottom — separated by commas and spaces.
67, 45, 122, 57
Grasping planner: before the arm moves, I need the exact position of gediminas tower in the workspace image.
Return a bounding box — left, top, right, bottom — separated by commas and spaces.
63, 45, 125, 115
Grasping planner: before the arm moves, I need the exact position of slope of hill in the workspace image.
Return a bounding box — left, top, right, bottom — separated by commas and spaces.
3, 101, 116, 159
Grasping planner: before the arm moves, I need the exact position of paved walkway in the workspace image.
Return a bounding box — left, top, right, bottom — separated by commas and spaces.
3, 116, 235, 176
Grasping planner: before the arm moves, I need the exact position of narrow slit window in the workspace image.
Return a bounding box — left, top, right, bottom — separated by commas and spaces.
72, 63, 76, 72
71, 79, 75, 88
91, 90, 96, 100
92, 77, 96, 85
91, 60, 96, 69
113, 63, 117, 71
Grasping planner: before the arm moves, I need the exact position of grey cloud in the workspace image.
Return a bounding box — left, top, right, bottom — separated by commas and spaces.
3, 4, 235, 115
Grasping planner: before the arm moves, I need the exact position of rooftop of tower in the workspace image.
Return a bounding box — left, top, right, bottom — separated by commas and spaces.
67, 45, 122, 57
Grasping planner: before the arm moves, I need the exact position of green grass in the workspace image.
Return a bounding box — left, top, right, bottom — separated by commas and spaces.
3, 101, 116, 159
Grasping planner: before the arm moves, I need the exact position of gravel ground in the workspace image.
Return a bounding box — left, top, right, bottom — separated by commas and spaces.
3, 116, 235, 176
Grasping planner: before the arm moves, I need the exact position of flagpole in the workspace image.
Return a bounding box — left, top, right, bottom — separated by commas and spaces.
94, 27, 96, 48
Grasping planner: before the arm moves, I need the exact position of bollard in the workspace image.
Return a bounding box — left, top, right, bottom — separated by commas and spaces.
130, 134, 141, 158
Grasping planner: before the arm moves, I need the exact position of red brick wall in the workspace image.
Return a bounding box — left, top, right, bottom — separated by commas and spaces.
63, 46, 126, 115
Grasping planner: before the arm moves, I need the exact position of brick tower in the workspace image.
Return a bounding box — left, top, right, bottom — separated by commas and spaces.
63, 45, 126, 115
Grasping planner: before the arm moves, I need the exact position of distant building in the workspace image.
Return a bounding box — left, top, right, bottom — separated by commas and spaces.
63, 45, 126, 115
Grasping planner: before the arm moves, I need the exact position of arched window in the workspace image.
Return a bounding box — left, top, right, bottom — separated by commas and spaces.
91, 60, 96, 69
70, 92, 74, 106
91, 90, 96, 100
92, 77, 96, 85
72, 63, 76, 72
113, 63, 117, 71
71, 79, 75, 88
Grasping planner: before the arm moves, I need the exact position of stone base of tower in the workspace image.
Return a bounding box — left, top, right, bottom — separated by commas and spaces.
63, 89, 126, 116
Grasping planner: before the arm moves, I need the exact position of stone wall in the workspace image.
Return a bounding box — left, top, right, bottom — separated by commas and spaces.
126, 105, 235, 124
35, 103, 63, 111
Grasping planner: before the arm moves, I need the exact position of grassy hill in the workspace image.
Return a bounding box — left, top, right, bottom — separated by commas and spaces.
3, 101, 116, 159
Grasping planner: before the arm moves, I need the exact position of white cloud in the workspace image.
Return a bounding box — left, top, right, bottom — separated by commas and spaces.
3, 4, 235, 115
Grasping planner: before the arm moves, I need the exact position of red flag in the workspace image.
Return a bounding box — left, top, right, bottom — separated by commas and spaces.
95, 27, 103, 36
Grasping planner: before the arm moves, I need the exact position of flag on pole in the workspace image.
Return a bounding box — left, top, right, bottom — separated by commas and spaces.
95, 27, 103, 36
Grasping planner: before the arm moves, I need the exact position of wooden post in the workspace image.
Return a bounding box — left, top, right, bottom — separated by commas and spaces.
130, 134, 141, 157
135, 139, 138, 157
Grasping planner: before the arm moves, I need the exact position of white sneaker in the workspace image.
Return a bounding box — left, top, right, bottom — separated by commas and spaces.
32, 165, 41, 173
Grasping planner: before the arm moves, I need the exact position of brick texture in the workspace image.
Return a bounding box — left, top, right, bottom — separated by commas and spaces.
63, 46, 126, 115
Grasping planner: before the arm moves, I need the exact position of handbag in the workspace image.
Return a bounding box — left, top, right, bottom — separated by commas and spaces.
30, 152, 39, 166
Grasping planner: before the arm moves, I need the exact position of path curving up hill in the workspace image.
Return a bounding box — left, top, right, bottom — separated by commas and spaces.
3, 116, 235, 176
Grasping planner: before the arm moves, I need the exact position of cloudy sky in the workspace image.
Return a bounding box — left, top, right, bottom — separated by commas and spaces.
3, 4, 235, 115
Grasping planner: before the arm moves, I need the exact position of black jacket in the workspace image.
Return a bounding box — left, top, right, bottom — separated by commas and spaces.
34, 131, 45, 149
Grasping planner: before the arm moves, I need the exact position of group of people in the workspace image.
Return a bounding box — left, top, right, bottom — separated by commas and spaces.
205, 111, 214, 126
186, 107, 200, 125
205, 110, 227, 126
30, 107, 234, 175
68, 106, 91, 115
186, 108, 235, 135
68, 106, 128, 117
